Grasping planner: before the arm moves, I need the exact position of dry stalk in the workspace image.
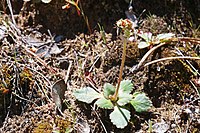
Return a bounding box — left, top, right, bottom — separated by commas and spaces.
131, 37, 200, 73
144, 56, 200, 67
64, 60, 73, 83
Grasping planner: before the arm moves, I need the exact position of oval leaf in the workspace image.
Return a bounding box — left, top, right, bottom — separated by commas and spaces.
119, 79, 133, 94
131, 92, 152, 112
138, 41, 150, 49
52, 79, 67, 110
103, 83, 115, 99
138, 32, 152, 42
95, 97, 114, 109
41, 0, 52, 3
156, 33, 175, 40
74, 87, 101, 104
110, 106, 130, 128
117, 93, 132, 106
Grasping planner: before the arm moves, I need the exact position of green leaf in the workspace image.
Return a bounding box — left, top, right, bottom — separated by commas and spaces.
103, 83, 115, 99
138, 32, 152, 42
110, 106, 131, 128
156, 33, 175, 40
138, 41, 150, 49
131, 92, 152, 112
117, 93, 132, 106
95, 97, 114, 109
119, 80, 133, 94
74, 87, 101, 104
41, 0, 52, 3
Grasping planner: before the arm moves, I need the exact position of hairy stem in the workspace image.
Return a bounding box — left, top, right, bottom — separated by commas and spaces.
111, 37, 127, 101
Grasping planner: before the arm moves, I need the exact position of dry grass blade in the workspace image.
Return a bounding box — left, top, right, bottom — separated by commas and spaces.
144, 56, 200, 67
131, 37, 200, 73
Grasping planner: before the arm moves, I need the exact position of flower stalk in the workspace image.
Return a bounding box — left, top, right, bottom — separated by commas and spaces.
110, 36, 127, 101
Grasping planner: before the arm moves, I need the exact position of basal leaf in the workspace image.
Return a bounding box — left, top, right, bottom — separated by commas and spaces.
131, 92, 152, 112
41, 0, 52, 3
119, 79, 133, 94
138, 32, 152, 42
156, 33, 175, 41
110, 106, 131, 128
138, 41, 150, 49
74, 87, 101, 104
117, 93, 132, 106
103, 83, 115, 99
95, 97, 114, 109
132, 92, 141, 97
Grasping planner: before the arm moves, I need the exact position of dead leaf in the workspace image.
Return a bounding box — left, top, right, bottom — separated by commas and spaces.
25, 36, 47, 47
52, 79, 67, 111
50, 44, 64, 55
35, 45, 50, 58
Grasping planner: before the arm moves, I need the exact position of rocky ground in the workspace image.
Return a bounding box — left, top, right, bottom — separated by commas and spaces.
0, 0, 200, 132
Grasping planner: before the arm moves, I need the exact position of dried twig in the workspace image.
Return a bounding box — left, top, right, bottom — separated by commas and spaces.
131, 37, 200, 73
17, 63, 52, 87
91, 105, 108, 133
131, 42, 166, 72
175, 47, 200, 76
12, 91, 39, 106
144, 56, 200, 67
64, 60, 73, 83
189, 80, 200, 98
6, 0, 16, 25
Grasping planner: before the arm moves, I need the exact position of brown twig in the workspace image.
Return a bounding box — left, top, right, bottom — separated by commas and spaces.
178, 37, 200, 44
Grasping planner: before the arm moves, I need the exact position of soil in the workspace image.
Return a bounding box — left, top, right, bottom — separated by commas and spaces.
0, 0, 200, 133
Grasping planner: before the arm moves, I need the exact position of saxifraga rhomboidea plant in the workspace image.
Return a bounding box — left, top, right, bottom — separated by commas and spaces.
74, 80, 152, 128
74, 18, 152, 129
